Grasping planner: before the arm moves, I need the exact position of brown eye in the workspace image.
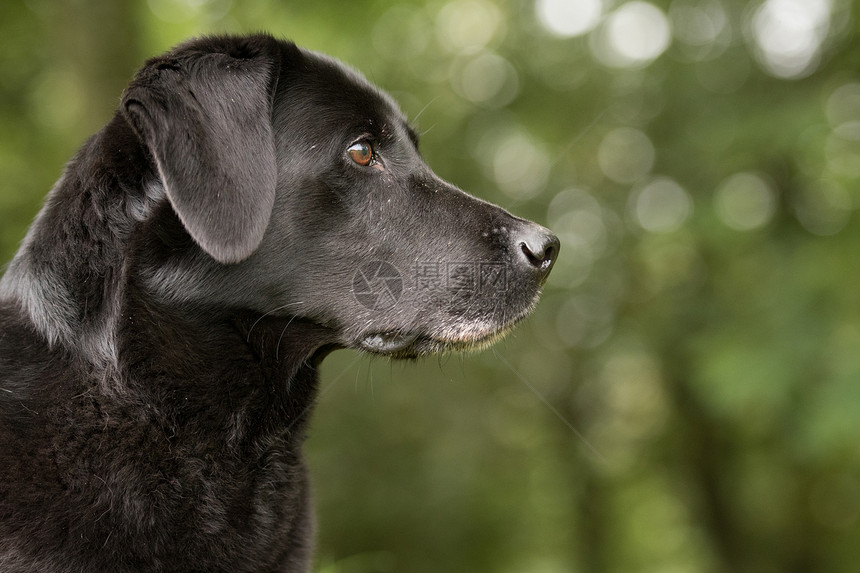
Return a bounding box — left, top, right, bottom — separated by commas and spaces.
347, 140, 374, 166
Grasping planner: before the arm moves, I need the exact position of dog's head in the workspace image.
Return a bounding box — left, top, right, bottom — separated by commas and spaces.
122, 34, 558, 358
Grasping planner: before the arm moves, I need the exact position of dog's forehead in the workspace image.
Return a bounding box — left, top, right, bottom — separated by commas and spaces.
295, 48, 416, 140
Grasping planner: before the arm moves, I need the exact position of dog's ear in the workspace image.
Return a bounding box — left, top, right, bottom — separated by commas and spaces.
121, 44, 278, 264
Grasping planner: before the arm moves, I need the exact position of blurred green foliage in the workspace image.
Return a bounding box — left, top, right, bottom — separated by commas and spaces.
3, 0, 860, 571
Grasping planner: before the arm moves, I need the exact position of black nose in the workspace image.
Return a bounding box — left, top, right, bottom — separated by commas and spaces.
517, 225, 560, 278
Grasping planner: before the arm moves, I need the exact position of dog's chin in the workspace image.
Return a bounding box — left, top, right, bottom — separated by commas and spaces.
352, 293, 543, 358
357, 331, 504, 359
356, 318, 522, 359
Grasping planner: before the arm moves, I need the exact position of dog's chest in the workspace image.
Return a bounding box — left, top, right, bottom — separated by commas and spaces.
1, 361, 315, 571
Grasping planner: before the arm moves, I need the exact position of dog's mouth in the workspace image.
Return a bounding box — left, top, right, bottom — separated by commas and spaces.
356, 318, 522, 358
358, 331, 503, 358
352, 287, 544, 358
359, 332, 420, 355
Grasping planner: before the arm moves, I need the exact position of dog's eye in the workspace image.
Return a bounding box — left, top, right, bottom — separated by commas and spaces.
347, 141, 374, 167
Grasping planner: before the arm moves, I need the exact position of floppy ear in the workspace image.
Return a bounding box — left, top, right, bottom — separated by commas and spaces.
121, 47, 277, 264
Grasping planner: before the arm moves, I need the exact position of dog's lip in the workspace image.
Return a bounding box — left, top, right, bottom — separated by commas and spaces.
358, 331, 420, 354
357, 330, 465, 357
356, 323, 515, 358
355, 302, 539, 357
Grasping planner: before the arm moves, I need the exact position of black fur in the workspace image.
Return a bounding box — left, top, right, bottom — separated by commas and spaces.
0, 34, 558, 572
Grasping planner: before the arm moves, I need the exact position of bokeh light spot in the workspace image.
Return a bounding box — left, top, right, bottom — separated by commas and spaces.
31, 69, 85, 132
535, 0, 603, 38
669, 0, 730, 61
147, 0, 230, 23
492, 131, 550, 200
794, 179, 852, 236
826, 83, 860, 126
592, 2, 672, 69
452, 52, 519, 107
749, 0, 832, 79
826, 132, 860, 177
670, 0, 727, 47
436, 0, 503, 53
598, 127, 655, 184
602, 351, 668, 439
556, 295, 614, 348
373, 6, 431, 62
630, 177, 693, 233
551, 191, 608, 259
714, 172, 777, 231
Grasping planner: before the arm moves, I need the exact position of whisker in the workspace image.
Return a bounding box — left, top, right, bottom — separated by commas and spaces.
247, 302, 305, 342
284, 352, 363, 435
550, 109, 606, 168
412, 96, 439, 125
275, 314, 299, 362
492, 348, 606, 463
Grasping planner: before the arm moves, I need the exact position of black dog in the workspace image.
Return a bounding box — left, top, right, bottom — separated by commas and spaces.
0, 34, 558, 571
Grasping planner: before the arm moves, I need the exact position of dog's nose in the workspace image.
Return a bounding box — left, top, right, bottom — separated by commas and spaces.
516, 225, 560, 278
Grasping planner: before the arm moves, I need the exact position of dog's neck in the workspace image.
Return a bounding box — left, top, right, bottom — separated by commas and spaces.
115, 291, 338, 447
0, 115, 151, 363
0, 113, 339, 419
